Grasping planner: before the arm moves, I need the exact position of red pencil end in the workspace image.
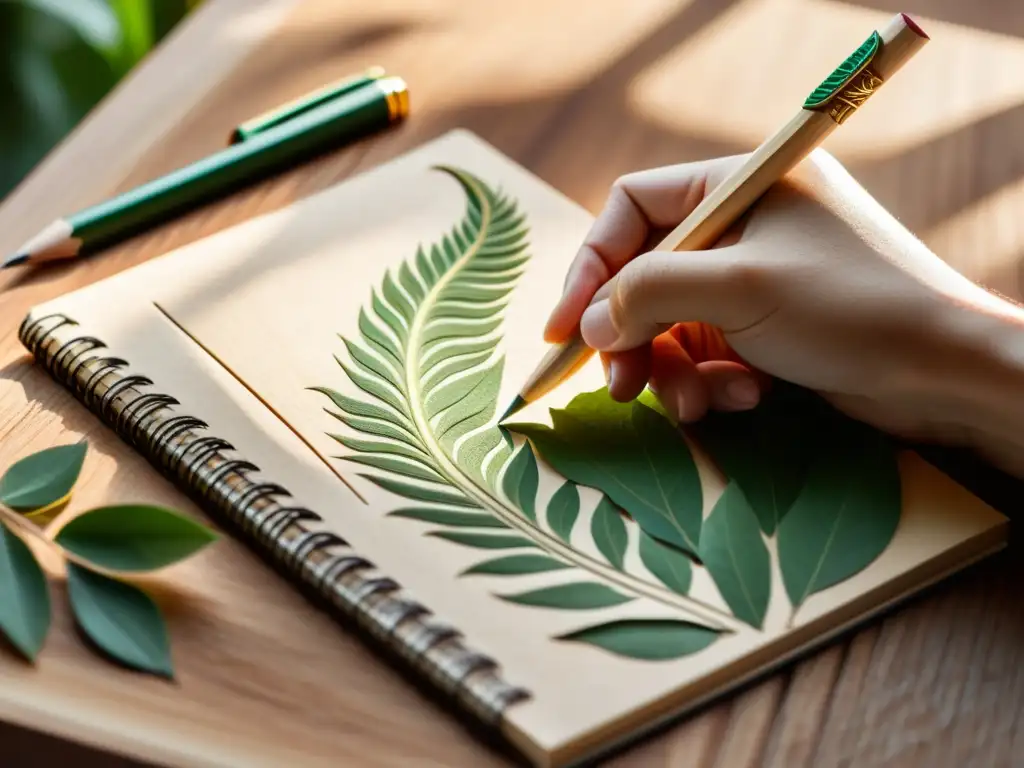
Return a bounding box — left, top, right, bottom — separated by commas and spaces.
901, 12, 929, 39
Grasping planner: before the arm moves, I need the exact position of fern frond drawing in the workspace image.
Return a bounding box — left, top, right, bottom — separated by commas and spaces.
313, 166, 903, 662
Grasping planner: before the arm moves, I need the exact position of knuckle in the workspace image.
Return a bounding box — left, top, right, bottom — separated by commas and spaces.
610, 173, 638, 195
718, 256, 777, 300
612, 258, 657, 314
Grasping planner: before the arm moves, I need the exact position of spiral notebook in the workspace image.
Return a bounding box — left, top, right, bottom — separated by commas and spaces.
18, 130, 1008, 767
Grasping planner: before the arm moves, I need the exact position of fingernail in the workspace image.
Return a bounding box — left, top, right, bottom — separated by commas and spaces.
580, 300, 619, 349
607, 357, 621, 393
725, 378, 760, 408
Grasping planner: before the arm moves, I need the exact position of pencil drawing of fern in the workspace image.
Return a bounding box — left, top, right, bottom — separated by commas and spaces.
312, 167, 736, 660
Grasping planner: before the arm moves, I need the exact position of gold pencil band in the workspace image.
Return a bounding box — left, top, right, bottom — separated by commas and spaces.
379, 76, 411, 122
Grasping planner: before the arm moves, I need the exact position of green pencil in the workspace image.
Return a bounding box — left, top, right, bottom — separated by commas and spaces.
4, 74, 409, 269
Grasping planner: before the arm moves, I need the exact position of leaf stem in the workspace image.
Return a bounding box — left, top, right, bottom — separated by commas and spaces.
400, 177, 743, 634
0, 504, 121, 577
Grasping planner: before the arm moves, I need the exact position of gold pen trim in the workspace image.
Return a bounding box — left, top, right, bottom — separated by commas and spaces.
378, 76, 411, 122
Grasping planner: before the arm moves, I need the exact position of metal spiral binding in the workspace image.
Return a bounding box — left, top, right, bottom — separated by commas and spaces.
19, 312, 531, 727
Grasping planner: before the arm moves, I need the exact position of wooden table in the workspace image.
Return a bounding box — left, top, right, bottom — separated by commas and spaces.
2, 0, 1023, 765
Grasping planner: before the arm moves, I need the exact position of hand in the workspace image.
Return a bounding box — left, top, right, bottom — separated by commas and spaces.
544, 149, 1024, 455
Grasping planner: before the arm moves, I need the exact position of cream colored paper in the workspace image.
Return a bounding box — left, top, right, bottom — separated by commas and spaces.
28, 130, 1008, 767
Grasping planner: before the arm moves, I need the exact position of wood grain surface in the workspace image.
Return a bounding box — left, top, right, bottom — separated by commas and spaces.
1, 0, 1023, 766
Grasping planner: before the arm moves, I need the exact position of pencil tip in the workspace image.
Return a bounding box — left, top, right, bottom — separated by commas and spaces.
2, 253, 28, 269
499, 395, 527, 423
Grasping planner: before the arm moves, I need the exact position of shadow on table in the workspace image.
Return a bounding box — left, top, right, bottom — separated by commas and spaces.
0, 718, 153, 768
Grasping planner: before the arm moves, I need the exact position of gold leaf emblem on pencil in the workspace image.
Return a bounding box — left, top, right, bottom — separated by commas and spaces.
827, 67, 884, 124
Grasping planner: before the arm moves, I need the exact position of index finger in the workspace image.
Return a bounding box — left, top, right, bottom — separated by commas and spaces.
542, 155, 746, 343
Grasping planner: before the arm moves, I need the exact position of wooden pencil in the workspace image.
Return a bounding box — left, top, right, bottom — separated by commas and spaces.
501, 12, 930, 420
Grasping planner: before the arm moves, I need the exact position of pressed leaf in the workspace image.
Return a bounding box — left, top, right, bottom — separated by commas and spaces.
559, 619, 719, 660
778, 420, 902, 609
331, 412, 420, 449
311, 386, 410, 430
333, 358, 409, 418
55, 504, 217, 572
66, 563, 173, 677
688, 382, 819, 534
343, 338, 403, 393
509, 388, 703, 554
462, 554, 571, 576
422, 348, 493, 390
638, 531, 692, 596
0, 443, 87, 512
382, 270, 415, 326
428, 531, 535, 550
502, 442, 538, 522
341, 453, 444, 483
699, 483, 771, 629
499, 582, 632, 610
420, 336, 497, 371
371, 289, 408, 343
591, 496, 627, 570
361, 475, 480, 508
358, 307, 402, 368
331, 434, 428, 464
0, 523, 50, 660
426, 361, 498, 418
388, 507, 507, 528
434, 364, 504, 449
547, 481, 580, 543
471, 429, 513, 489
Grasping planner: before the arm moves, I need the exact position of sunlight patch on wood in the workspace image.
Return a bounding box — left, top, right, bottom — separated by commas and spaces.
626, 0, 1024, 161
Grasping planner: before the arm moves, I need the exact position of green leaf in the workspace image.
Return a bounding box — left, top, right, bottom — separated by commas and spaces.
591, 496, 627, 570
54, 504, 217, 572
461, 554, 571, 576
778, 420, 902, 609
688, 381, 819, 534
330, 434, 428, 464
387, 507, 507, 528
361, 475, 480, 508
66, 563, 173, 677
508, 388, 703, 555
502, 442, 538, 521
106, 0, 154, 77
340, 453, 444, 483
0, 443, 87, 512
428, 531, 536, 550
638, 532, 692, 596
547, 481, 580, 542
458, 426, 511, 489
0, 522, 50, 660
637, 387, 673, 421
699, 482, 771, 629
559, 619, 719, 660
311, 386, 411, 431
434, 363, 505, 451
421, 348, 493, 390
0, 2, 119, 198
19, 0, 120, 49
499, 582, 632, 610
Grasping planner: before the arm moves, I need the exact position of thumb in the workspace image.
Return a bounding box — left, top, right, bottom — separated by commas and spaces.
579, 246, 771, 351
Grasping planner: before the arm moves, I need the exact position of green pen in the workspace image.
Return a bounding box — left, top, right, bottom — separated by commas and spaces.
4, 71, 409, 269
229, 66, 387, 143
